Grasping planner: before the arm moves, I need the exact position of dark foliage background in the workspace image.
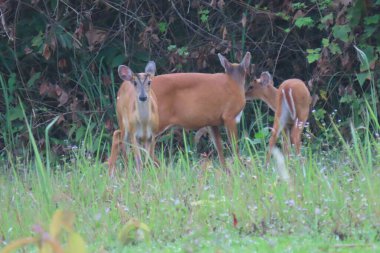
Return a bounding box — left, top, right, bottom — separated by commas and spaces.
0, 0, 379, 161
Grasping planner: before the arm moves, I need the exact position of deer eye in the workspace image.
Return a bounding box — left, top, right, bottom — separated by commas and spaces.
147, 80, 151, 85
133, 81, 138, 86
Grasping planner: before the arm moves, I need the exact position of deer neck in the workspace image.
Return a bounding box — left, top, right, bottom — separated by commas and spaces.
262, 86, 278, 112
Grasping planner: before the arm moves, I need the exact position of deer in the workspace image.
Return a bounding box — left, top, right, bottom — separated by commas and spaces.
245, 71, 311, 164
108, 61, 159, 176
151, 52, 252, 171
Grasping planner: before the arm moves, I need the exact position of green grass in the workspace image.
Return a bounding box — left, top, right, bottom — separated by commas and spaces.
1, 128, 379, 252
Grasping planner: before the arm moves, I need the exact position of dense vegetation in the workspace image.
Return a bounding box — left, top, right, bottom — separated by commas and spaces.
0, 1, 380, 252
0, 0, 379, 159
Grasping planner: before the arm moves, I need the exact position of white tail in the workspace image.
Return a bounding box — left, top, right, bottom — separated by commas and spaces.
245, 71, 311, 164
108, 61, 159, 176
151, 52, 252, 170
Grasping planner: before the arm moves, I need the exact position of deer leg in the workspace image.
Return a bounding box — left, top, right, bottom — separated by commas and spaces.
108, 130, 122, 176
290, 121, 303, 156
121, 132, 129, 167
224, 119, 240, 162
266, 120, 283, 166
130, 136, 142, 172
148, 137, 160, 167
209, 126, 227, 169
282, 127, 291, 159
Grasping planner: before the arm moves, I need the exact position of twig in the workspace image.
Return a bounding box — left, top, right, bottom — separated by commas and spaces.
0, 6, 13, 41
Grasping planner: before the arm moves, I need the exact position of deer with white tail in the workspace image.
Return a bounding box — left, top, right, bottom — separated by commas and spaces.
108, 61, 159, 176
245, 72, 311, 164
151, 52, 252, 171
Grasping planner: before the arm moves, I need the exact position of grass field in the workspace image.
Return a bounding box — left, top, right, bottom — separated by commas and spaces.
1, 117, 380, 253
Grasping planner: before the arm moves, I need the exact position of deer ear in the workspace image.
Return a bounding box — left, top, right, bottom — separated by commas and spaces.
260, 71, 273, 86
118, 65, 133, 81
145, 61, 156, 76
218, 53, 231, 71
240, 52, 251, 72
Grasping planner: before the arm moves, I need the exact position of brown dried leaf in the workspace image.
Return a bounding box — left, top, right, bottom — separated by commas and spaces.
55, 85, 63, 96
74, 23, 84, 39
335, 0, 353, 7
42, 43, 51, 60
58, 58, 68, 70
70, 97, 79, 121
55, 85, 69, 107
222, 26, 228, 40
341, 53, 353, 70
194, 127, 209, 146
217, 0, 225, 9
58, 91, 69, 107
85, 26, 107, 51
241, 14, 247, 28
102, 75, 112, 86
311, 94, 319, 108
57, 114, 65, 125
191, 0, 200, 8
210, 0, 216, 8
292, 10, 304, 23
336, 8, 348, 25
39, 81, 56, 98
307, 79, 313, 90
105, 119, 113, 131
24, 47, 33, 54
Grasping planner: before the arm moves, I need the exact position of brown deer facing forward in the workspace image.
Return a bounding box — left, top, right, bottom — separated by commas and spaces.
151, 52, 251, 170
245, 72, 311, 164
108, 61, 159, 176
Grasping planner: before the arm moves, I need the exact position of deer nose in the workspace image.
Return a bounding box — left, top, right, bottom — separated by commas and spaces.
139, 96, 147, 102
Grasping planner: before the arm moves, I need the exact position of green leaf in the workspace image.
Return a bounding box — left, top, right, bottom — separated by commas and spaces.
313, 108, 326, 120
292, 2, 306, 10
111, 55, 126, 68
348, 0, 366, 26
294, 17, 314, 28
356, 72, 370, 86
362, 26, 377, 39
321, 13, 333, 25
306, 48, 321, 63
9, 105, 24, 121
65, 232, 87, 253
118, 218, 151, 245
27, 72, 41, 87
364, 14, 380, 25
31, 31, 44, 48
276, 12, 290, 21
198, 9, 209, 24
167, 45, 177, 51
177, 47, 189, 57
50, 210, 75, 239
322, 38, 329, 47
158, 22, 168, 33
332, 25, 351, 42
254, 128, 269, 139
328, 42, 342, 55
307, 54, 320, 64
8, 73, 17, 94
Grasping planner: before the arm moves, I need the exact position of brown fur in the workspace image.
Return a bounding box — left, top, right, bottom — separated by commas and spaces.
246, 72, 311, 163
108, 62, 158, 176
151, 52, 251, 169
